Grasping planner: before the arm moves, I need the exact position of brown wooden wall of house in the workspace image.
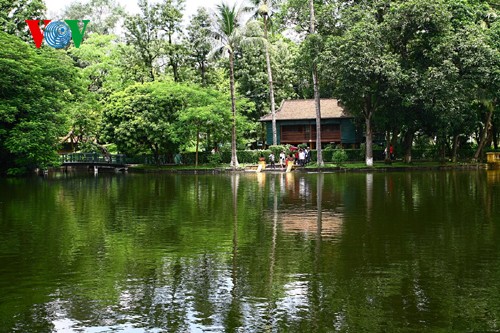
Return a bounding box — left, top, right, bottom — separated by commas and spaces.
281, 124, 341, 143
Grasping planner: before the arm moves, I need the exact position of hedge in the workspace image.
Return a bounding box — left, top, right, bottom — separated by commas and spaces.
126, 147, 480, 165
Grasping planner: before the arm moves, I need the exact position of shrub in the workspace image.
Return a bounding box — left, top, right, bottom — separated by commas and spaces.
332, 149, 348, 166
323, 144, 335, 151
309, 149, 364, 162
219, 150, 273, 164
268, 145, 288, 157
359, 143, 366, 160
207, 153, 222, 166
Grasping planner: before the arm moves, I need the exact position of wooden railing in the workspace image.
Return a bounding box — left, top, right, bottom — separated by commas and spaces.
61, 153, 127, 165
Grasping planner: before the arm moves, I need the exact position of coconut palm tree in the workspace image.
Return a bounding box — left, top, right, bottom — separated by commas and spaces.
309, 0, 324, 166
248, 0, 280, 145
212, 2, 246, 168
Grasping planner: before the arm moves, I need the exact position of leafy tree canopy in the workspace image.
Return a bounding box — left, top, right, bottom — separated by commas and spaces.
0, 32, 83, 174
0, 0, 45, 41
62, 0, 125, 35
101, 81, 254, 163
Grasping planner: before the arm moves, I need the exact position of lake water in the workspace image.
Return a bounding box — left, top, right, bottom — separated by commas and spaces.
0, 170, 499, 332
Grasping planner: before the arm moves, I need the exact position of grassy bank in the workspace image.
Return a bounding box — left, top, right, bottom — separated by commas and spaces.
127, 161, 486, 173
303, 161, 486, 171
128, 164, 226, 173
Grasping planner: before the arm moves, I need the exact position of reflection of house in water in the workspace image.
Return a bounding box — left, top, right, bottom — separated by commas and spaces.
278, 211, 343, 239
487, 170, 500, 183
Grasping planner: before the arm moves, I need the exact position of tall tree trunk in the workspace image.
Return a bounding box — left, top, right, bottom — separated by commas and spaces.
200, 61, 206, 87
168, 34, 179, 82
313, 65, 323, 166
474, 105, 493, 161
437, 134, 446, 163
206, 130, 211, 152
363, 96, 374, 167
310, 0, 323, 166
385, 130, 391, 163
365, 112, 374, 167
263, 15, 277, 146
149, 64, 155, 81
451, 134, 460, 163
403, 129, 414, 163
485, 129, 494, 151
195, 129, 199, 167
492, 121, 498, 150
309, 0, 315, 39
171, 59, 179, 82
229, 51, 239, 168
147, 51, 155, 81
152, 144, 160, 165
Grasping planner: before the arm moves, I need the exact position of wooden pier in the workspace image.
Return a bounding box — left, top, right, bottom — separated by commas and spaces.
487, 152, 500, 169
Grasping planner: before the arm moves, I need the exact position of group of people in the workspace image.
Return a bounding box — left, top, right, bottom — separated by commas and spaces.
267, 147, 311, 169
384, 145, 395, 160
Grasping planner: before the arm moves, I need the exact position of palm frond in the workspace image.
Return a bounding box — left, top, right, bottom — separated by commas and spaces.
211, 1, 248, 53
208, 44, 225, 60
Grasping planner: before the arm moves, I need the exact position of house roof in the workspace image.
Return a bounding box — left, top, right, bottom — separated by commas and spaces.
260, 99, 351, 121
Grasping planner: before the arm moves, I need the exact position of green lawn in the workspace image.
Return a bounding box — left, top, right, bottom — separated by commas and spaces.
128, 164, 225, 171
127, 161, 483, 173
304, 161, 481, 169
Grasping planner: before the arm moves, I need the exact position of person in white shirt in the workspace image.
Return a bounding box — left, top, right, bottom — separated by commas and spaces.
279, 151, 286, 168
269, 152, 276, 169
298, 149, 306, 166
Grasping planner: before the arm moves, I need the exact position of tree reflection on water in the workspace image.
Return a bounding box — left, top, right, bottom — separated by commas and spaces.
0, 170, 499, 332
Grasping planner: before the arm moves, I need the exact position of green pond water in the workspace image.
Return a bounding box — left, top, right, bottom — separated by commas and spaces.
0, 170, 499, 333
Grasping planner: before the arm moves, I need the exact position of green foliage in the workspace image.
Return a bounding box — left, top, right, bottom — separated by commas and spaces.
268, 145, 287, 157
123, 0, 185, 82
309, 149, 364, 163
77, 141, 103, 154
185, 7, 213, 86
207, 152, 223, 166
321, 0, 500, 163
323, 143, 339, 151
128, 149, 277, 165
235, 28, 298, 120
102, 81, 255, 164
332, 149, 348, 166
0, 32, 82, 174
101, 82, 184, 161
62, 0, 125, 35
212, 2, 249, 167
271, 38, 299, 100
222, 150, 272, 164
276, 0, 311, 34
64, 34, 140, 155
177, 83, 255, 160
0, 0, 45, 41
235, 22, 269, 120
2, 0, 499, 173
69, 34, 136, 97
